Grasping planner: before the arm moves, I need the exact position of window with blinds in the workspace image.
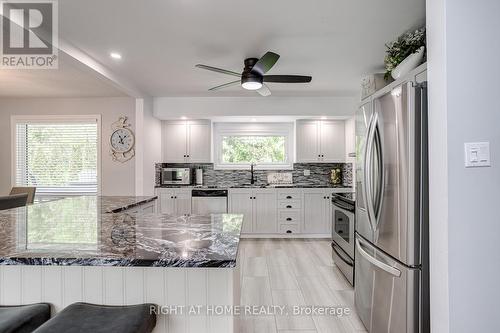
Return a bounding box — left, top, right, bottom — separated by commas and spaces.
14, 118, 99, 196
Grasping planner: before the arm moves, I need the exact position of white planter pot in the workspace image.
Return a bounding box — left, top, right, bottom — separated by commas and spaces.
391, 46, 425, 80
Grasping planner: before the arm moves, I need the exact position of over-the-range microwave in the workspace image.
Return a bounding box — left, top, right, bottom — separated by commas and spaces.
161, 168, 191, 185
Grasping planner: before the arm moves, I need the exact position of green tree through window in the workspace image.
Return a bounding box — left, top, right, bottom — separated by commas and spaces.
222, 136, 286, 164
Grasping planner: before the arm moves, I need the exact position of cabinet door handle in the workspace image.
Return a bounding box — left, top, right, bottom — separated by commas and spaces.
286, 218, 292, 221
286, 196, 292, 199
286, 205, 292, 209
286, 230, 292, 234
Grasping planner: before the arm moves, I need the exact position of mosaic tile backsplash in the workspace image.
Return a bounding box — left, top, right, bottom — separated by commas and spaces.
155, 163, 353, 188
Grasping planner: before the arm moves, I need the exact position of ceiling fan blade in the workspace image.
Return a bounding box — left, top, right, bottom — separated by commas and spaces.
208, 80, 241, 91
195, 64, 241, 77
251, 52, 280, 76
256, 84, 271, 97
263, 75, 312, 83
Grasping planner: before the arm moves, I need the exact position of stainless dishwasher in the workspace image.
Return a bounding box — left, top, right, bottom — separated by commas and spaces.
191, 189, 228, 214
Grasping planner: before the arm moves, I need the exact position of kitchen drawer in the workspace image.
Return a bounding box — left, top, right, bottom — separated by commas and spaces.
277, 191, 301, 200
278, 210, 301, 223
278, 224, 300, 234
278, 200, 301, 209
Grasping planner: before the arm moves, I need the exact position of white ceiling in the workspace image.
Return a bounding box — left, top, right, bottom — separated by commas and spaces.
55, 0, 425, 98
0, 52, 126, 98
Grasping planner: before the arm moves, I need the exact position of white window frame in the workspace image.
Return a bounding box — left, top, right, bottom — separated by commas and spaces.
213, 122, 294, 170
10, 115, 102, 196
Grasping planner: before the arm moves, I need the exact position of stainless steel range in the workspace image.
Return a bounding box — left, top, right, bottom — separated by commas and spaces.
331, 192, 355, 285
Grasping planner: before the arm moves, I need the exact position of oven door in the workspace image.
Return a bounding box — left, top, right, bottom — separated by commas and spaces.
332, 204, 355, 259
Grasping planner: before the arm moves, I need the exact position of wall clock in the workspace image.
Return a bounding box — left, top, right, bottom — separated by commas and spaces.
110, 116, 135, 162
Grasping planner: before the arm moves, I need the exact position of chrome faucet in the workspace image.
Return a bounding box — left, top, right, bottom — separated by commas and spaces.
250, 163, 256, 184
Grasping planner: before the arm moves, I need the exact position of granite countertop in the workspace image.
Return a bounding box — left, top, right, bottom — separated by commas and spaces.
0, 196, 243, 268
99, 196, 158, 213
155, 184, 352, 189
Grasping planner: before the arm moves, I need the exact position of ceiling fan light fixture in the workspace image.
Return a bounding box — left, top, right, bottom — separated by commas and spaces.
242, 80, 263, 90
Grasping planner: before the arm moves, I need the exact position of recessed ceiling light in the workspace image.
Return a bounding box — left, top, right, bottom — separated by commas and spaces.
110, 52, 122, 60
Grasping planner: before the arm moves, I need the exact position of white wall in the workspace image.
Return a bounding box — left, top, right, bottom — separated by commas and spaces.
139, 97, 162, 196
0, 97, 137, 196
427, 0, 500, 332
154, 96, 357, 119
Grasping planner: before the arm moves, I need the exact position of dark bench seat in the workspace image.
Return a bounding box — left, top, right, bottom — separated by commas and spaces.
33, 303, 156, 333
0, 303, 51, 333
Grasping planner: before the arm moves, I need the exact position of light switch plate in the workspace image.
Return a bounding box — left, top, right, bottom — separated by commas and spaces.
464, 142, 491, 167
303, 169, 311, 176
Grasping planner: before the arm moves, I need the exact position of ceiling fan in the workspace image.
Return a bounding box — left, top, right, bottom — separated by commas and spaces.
195, 51, 312, 97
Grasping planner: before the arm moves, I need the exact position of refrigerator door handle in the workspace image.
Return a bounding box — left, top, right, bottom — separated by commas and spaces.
356, 239, 401, 277
364, 112, 377, 231
372, 114, 385, 231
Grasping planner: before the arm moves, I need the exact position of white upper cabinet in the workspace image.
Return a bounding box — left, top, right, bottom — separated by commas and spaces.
344, 116, 356, 162
320, 120, 345, 162
296, 120, 345, 163
296, 120, 320, 163
187, 121, 211, 163
163, 122, 187, 163
162, 120, 211, 163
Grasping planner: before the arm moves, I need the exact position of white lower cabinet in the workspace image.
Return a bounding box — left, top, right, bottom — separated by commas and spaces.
228, 190, 253, 233
302, 188, 332, 234
253, 190, 277, 233
155, 188, 192, 215
229, 187, 337, 238
228, 188, 277, 234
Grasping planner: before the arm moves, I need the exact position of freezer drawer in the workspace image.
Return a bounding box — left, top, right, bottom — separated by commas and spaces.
331, 241, 354, 286
355, 235, 420, 333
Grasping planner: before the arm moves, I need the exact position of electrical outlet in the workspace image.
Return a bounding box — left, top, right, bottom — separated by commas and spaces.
303, 169, 310, 176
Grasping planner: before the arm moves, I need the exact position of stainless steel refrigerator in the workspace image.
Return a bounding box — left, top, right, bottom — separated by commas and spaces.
354, 80, 429, 333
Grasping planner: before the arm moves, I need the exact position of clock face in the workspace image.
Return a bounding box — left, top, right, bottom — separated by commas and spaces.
110, 128, 134, 153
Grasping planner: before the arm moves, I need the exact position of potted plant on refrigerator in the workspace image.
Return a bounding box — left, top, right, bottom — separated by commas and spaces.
384, 28, 426, 80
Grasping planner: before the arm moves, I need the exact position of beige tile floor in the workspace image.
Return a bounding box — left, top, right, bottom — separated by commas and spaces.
238, 239, 367, 333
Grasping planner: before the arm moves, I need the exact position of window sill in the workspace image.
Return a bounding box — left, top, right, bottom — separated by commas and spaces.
213, 163, 294, 171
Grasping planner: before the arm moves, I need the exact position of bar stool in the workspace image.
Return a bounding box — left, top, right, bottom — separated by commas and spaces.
0, 303, 51, 333
33, 303, 157, 333
0, 193, 28, 210
10, 187, 36, 204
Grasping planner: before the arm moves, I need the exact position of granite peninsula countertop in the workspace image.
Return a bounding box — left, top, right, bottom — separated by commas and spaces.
155, 184, 352, 189
0, 196, 243, 268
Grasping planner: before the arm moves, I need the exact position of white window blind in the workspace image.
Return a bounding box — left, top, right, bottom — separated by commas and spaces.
14, 118, 99, 196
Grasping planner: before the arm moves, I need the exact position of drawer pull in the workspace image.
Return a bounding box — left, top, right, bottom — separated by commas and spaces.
286, 196, 292, 199
286, 205, 292, 209
286, 230, 292, 234
286, 218, 292, 221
